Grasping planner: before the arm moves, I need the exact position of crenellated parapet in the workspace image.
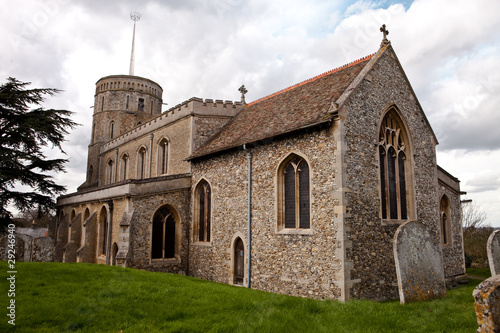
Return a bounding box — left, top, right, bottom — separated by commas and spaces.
95, 75, 163, 99
100, 97, 243, 153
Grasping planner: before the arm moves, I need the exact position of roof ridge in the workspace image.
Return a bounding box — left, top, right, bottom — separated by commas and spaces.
247, 53, 376, 106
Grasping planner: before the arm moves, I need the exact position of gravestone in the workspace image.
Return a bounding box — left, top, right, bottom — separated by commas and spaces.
473, 276, 500, 332
393, 220, 446, 303
487, 230, 500, 276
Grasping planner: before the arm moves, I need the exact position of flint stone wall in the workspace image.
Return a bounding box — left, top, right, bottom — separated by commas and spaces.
342, 48, 446, 300
191, 127, 343, 299
474, 276, 500, 332
128, 188, 190, 275
488, 230, 500, 276
438, 167, 466, 279
394, 220, 446, 303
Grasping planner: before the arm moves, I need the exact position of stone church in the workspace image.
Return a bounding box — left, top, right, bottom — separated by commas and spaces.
55, 31, 466, 301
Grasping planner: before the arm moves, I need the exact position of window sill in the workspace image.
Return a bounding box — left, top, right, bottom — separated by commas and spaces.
150, 258, 180, 265
193, 241, 211, 247
277, 228, 313, 235
381, 219, 412, 226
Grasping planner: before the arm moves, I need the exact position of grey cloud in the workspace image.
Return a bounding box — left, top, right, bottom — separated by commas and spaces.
465, 174, 500, 193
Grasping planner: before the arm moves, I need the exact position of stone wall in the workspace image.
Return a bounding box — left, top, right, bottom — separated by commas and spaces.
192, 115, 235, 152
341, 47, 442, 300
128, 189, 191, 274
191, 127, 343, 299
438, 167, 466, 279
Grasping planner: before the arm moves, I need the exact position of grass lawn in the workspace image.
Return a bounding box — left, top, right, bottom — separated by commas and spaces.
1, 262, 482, 332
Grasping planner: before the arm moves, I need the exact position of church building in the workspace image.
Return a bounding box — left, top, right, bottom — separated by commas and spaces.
55, 27, 466, 301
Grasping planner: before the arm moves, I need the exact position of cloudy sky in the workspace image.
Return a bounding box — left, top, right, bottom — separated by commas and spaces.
1, 0, 499, 226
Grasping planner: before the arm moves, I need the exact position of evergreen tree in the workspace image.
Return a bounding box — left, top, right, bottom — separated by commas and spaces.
0, 77, 77, 230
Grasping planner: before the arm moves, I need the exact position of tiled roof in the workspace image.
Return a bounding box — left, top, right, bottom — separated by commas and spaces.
189, 54, 374, 159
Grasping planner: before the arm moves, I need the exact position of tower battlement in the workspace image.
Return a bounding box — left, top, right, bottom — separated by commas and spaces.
95, 75, 163, 99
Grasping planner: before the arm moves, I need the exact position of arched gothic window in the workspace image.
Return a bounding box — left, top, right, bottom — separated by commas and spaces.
109, 121, 115, 139
120, 154, 129, 181
378, 110, 411, 221
158, 138, 169, 175
151, 206, 176, 259
106, 159, 114, 185
137, 147, 146, 179
440, 195, 451, 245
194, 180, 211, 242
278, 154, 310, 230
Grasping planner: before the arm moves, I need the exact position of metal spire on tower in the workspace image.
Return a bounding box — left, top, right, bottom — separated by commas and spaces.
129, 11, 141, 76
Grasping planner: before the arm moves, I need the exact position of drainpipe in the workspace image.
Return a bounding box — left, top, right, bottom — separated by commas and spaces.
105, 200, 113, 265
244, 144, 252, 288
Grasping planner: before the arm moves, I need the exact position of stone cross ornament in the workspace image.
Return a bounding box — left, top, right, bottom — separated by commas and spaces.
380, 24, 390, 46
239, 85, 248, 104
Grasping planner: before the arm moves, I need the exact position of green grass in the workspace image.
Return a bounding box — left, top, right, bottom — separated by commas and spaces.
1, 262, 482, 332
466, 267, 491, 279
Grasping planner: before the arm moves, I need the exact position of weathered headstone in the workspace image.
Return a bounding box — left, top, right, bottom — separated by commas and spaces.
487, 230, 500, 276
393, 220, 446, 303
473, 276, 500, 332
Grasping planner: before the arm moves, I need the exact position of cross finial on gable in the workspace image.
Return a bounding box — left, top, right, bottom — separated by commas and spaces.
380, 24, 390, 46
239, 85, 248, 104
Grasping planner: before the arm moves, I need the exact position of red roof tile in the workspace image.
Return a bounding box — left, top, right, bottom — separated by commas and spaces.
190, 54, 374, 159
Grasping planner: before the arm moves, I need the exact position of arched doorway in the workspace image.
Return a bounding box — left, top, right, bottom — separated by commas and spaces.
234, 237, 244, 285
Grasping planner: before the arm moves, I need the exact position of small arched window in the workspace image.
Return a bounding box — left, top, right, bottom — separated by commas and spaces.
378, 109, 412, 221
278, 154, 310, 230
137, 147, 147, 179
120, 154, 129, 181
106, 159, 114, 184
440, 195, 452, 245
158, 138, 169, 175
194, 180, 211, 242
151, 206, 176, 259
138, 98, 145, 112
109, 121, 115, 139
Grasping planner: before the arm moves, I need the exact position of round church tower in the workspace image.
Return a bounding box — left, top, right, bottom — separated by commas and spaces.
81, 75, 163, 188
79, 12, 164, 189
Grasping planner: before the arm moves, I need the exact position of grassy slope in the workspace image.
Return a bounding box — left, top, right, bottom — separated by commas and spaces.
1, 262, 481, 332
